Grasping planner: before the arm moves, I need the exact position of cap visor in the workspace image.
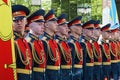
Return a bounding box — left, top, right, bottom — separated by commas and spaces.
13, 16, 25, 21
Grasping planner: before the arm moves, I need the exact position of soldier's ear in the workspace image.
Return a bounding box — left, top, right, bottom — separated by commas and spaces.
24, 18, 27, 25
29, 23, 32, 28
44, 22, 49, 28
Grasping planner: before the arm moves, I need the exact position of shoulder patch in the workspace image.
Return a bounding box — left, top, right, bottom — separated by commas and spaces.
90, 40, 92, 43
81, 39, 85, 43
25, 37, 31, 42
55, 39, 59, 43
41, 36, 47, 40
69, 39, 74, 43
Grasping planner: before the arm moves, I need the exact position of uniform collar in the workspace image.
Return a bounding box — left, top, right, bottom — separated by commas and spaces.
55, 35, 64, 42
29, 33, 39, 40
80, 35, 90, 42
91, 37, 98, 42
69, 35, 78, 42
44, 32, 53, 39
14, 31, 23, 39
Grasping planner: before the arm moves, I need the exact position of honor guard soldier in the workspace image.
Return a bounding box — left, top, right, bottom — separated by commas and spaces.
81, 20, 95, 80
67, 16, 83, 80
116, 28, 120, 79
117, 28, 120, 79
40, 9, 61, 80
100, 24, 111, 80
55, 14, 72, 80
92, 20, 102, 80
108, 26, 119, 80
25, 9, 46, 80
12, 5, 33, 80
24, 25, 30, 38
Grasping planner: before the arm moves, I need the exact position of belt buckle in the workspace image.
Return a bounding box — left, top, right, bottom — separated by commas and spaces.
43, 68, 45, 72
29, 70, 32, 74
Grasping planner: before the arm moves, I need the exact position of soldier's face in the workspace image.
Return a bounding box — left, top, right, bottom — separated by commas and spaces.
47, 20, 58, 32
102, 31, 109, 39
108, 32, 113, 40
114, 32, 119, 40
30, 22, 44, 35
58, 24, 69, 36
93, 29, 101, 38
13, 18, 27, 34
85, 29, 93, 37
75, 26, 82, 35
71, 25, 82, 35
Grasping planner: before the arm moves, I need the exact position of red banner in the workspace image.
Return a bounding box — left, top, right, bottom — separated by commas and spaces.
0, 0, 16, 80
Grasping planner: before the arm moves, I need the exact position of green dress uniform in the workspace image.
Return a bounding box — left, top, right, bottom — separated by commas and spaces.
109, 40, 118, 80
68, 36, 83, 80
109, 27, 119, 80
55, 35, 72, 80
40, 32, 61, 80
81, 20, 96, 80
92, 20, 102, 80
68, 16, 83, 80
40, 9, 61, 80
81, 36, 94, 80
100, 24, 111, 80
12, 5, 33, 80
92, 39, 102, 80
26, 33, 46, 80
55, 14, 72, 80
116, 40, 120, 79
26, 9, 46, 80
14, 31, 33, 80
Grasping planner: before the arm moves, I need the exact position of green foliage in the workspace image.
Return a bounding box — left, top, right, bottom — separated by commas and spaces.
69, 0, 77, 20
91, 0, 102, 22
11, 0, 102, 22
51, 0, 61, 16
61, 0, 69, 20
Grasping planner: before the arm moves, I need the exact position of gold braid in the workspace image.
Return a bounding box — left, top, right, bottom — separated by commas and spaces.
92, 43, 98, 59
92, 42, 102, 59
85, 42, 94, 59
59, 43, 71, 63
30, 42, 44, 64
44, 40, 58, 62
72, 42, 83, 61
101, 44, 110, 59
109, 42, 117, 57
15, 41, 29, 65
115, 41, 120, 56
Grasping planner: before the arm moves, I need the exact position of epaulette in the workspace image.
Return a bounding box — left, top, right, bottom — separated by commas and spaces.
14, 35, 15, 39
90, 39, 93, 43
69, 39, 74, 43
30, 34, 38, 40
25, 37, 31, 42
81, 39, 85, 43
106, 40, 109, 43
55, 39, 59, 43
41, 36, 47, 40
98, 41, 102, 45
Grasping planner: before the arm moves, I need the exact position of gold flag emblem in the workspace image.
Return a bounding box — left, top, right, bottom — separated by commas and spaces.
0, 0, 12, 41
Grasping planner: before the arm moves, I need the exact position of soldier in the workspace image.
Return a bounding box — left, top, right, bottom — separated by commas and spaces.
108, 26, 119, 80
81, 20, 95, 80
92, 20, 102, 80
100, 23, 111, 80
24, 25, 30, 38
117, 28, 120, 79
55, 14, 72, 80
40, 9, 61, 80
67, 16, 83, 80
12, 5, 32, 80
25, 9, 46, 80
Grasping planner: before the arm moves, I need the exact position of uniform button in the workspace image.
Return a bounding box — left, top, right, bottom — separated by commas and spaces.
29, 70, 32, 74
